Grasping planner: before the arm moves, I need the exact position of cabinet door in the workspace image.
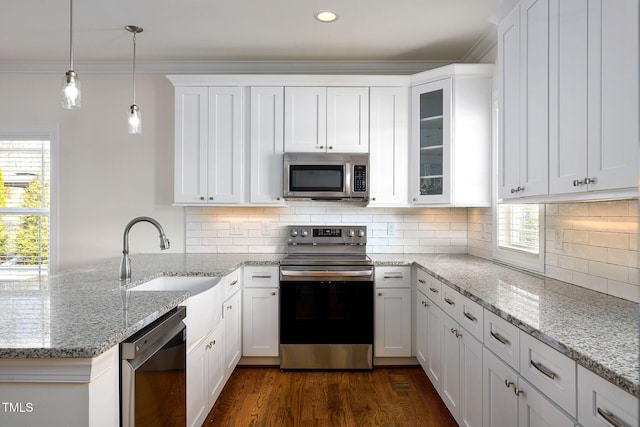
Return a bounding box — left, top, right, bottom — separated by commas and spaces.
207, 325, 225, 408
207, 87, 243, 203
497, 4, 522, 200
175, 87, 208, 204
459, 332, 483, 427
549, 0, 589, 195
425, 301, 444, 391
441, 314, 461, 420
484, 348, 519, 427
416, 290, 429, 370
223, 291, 242, 373
411, 79, 452, 204
249, 87, 285, 204
369, 87, 408, 206
186, 339, 208, 427
587, 0, 639, 192
519, 0, 549, 198
517, 380, 575, 427
242, 288, 279, 357
374, 288, 411, 357
284, 87, 326, 152
326, 87, 369, 153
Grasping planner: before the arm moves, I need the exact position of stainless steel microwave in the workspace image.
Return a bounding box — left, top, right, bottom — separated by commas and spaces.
283, 153, 369, 202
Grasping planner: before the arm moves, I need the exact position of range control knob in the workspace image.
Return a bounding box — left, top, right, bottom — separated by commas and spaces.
300, 229, 309, 237
358, 229, 366, 238
290, 229, 298, 237
347, 229, 355, 237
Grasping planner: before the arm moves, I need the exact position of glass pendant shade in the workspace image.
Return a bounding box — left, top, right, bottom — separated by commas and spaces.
61, 70, 81, 109
128, 105, 142, 134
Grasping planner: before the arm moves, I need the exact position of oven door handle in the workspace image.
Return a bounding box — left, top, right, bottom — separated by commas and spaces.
280, 270, 373, 278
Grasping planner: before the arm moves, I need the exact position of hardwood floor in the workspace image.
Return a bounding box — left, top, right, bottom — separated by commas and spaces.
203, 366, 457, 427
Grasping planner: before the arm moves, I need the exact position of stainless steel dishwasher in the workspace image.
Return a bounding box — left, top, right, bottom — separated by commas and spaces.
120, 306, 187, 427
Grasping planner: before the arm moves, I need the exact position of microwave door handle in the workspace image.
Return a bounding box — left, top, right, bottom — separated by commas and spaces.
344, 162, 351, 196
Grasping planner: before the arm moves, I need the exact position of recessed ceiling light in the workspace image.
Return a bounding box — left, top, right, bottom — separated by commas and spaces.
315, 10, 338, 23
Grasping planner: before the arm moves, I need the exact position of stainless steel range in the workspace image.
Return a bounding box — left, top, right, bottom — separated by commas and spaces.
279, 225, 374, 370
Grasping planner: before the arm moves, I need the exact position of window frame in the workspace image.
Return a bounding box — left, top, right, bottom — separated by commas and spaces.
0, 125, 58, 276
493, 203, 545, 273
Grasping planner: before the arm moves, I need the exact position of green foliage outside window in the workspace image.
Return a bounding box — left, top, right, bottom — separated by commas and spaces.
14, 177, 48, 265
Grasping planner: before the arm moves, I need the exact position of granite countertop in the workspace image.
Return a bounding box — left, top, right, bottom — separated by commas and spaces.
0, 252, 637, 398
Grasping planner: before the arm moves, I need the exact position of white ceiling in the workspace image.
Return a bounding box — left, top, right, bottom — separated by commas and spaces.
1, 0, 500, 70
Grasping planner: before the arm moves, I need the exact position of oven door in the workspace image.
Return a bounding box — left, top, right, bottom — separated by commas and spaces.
279, 278, 373, 369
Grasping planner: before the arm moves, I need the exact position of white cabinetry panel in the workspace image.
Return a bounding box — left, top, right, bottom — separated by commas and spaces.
284, 87, 326, 152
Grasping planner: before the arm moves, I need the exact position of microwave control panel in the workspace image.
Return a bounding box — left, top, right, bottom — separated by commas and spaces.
353, 165, 367, 193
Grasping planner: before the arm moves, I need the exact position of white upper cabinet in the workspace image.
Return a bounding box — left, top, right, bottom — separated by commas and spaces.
498, 0, 639, 201
174, 86, 243, 204
284, 87, 369, 153
249, 87, 286, 205
497, 0, 549, 200
368, 87, 409, 206
410, 65, 493, 206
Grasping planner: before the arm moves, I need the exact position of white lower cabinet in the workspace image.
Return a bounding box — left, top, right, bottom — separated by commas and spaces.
484, 346, 576, 427
577, 365, 639, 427
375, 266, 411, 357
223, 289, 242, 373
242, 266, 279, 357
415, 289, 429, 370
425, 290, 444, 391
441, 307, 483, 427
187, 324, 224, 427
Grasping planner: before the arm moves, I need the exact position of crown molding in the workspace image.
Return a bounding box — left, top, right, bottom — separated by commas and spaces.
0, 60, 454, 75
461, 26, 497, 64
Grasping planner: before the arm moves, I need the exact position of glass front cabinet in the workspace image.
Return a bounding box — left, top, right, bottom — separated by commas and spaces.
410, 65, 493, 206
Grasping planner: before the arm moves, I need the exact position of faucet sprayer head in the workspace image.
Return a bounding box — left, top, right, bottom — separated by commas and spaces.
160, 234, 170, 250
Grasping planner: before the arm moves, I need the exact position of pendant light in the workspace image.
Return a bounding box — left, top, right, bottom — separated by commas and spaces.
126, 25, 143, 134
61, 0, 81, 109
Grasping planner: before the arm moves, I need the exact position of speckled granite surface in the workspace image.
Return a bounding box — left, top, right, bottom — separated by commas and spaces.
371, 253, 640, 398
0, 252, 637, 398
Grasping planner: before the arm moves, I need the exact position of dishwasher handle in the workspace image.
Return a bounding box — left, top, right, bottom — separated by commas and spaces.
121, 305, 186, 361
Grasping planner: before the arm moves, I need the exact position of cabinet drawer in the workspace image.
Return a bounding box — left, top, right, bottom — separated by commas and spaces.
243, 266, 278, 288
484, 309, 520, 370
441, 287, 461, 320
578, 365, 639, 427
519, 332, 577, 417
425, 275, 442, 307
415, 268, 430, 295
375, 266, 410, 288
223, 268, 241, 300
458, 294, 483, 342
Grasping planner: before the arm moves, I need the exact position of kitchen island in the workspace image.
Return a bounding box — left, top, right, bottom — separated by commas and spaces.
0, 253, 637, 426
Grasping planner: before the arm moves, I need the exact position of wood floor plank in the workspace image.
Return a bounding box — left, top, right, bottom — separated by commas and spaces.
204, 366, 457, 427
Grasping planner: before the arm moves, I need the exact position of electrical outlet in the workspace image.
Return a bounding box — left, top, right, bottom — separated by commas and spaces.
387, 223, 396, 236
261, 222, 271, 236
230, 222, 243, 236
554, 229, 563, 251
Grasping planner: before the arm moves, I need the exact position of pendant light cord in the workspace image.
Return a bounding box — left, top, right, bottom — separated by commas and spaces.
132, 32, 137, 105
69, 0, 74, 70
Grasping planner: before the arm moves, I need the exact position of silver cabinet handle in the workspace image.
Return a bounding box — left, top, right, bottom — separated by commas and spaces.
271, 292, 276, 296
418, 279, 426, 284
513, 387, 524, 396
429, 287, 439, 293
510, 186, 525, 193
585, 177, 596, 185
200, 196, 205, 200
597, 408, 629, 427
383, 275, 404, 279
319, 146, 324, 149
328, 146, 333, 150
573, 179, 584, 187
378, 292, 383, 296
463, 311, 477, 322
209, 196, 213, 200
444, 297, 455, 306
531, 360, 557, 380
252, 275, 272, 279
490, 331, 510, 346
230, 280, 238, 286
504, 379, 514, 388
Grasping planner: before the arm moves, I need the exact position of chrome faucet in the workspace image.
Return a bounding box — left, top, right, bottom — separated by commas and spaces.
120, 216, 170, 281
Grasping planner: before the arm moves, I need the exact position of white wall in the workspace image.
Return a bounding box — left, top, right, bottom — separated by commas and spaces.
0, 73, 184, 271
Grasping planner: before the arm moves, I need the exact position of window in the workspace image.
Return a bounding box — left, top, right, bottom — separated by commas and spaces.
0, 126, 57, 281
494, 203, 545, 273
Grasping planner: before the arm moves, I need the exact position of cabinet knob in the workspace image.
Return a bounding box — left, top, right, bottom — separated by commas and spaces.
200, 196, 205, 200
378, 292, 383, 296
413, 198, 417, 201
372, 197, 376, 201
271, 292, 276, 296
319, 146, 324, 149
328, 146, 333, 150
573, 179, 584, 187
209, 196, 213, 200
584, 177, 596, 185
276, 197, 281, 200
504, 380, 514, 389
513, 387, 524, 397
